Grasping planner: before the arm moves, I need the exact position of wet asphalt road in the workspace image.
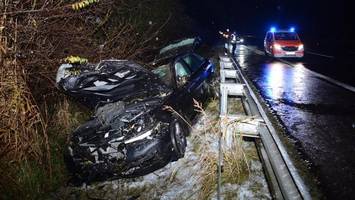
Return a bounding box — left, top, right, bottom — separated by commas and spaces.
232, 44, 355, 199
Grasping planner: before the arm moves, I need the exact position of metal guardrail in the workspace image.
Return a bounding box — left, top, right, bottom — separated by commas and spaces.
218, 53, 311, 200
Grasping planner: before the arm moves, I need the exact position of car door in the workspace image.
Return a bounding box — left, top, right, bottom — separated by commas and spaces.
265, 33, 272, 53
268, 33, 275, 53
264, 33, 268, 51
170, 58, 195, 119
181, 53, 206, 101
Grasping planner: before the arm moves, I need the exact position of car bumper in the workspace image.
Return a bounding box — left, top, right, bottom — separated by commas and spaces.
66, 119, 176, 183
273, 50, 304, 58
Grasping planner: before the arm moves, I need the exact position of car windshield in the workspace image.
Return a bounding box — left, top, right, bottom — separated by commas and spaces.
151, 64, 173, 87
274, 32, 299, 41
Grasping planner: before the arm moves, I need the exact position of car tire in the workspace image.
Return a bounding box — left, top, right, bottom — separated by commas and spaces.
203, 81, 215, 98
170, 119, 187, 160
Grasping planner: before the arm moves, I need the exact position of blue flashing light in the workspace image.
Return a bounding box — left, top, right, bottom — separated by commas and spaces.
289, 27, 295, 32
270, 27, 276, 33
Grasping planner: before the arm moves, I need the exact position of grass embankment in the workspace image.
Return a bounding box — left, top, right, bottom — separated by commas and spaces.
194, 54, 264, 199
194, 97, 259, 199
0, 0, 193, 199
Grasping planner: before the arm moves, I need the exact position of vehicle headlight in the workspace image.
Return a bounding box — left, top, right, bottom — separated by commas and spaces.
273, 44, 282, 50
298, 44, 304, 51
240, 38, 244, 43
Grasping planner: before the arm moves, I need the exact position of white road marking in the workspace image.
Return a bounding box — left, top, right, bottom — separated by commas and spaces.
306, 51, 334, 59
244, 45, 355, 93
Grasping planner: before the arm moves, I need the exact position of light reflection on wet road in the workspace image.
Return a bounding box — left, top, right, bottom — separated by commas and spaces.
234, 44, 355, 199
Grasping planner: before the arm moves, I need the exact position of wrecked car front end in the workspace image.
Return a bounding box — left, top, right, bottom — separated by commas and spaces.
56, 60, 171, 108
57, 60, 187, 183
66, 99, 187, 183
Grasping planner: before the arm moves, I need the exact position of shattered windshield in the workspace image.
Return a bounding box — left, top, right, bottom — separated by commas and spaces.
152, 64, 173, 87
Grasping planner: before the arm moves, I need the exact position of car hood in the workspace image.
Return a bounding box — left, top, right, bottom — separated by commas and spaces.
274, 40, 302, 46
56, 60, 172, 108
66, 98, 173, 181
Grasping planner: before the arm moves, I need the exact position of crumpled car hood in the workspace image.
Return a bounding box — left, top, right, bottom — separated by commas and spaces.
57, 59, 188, 184
56, 60, 172, 108
66, 98, 175, 182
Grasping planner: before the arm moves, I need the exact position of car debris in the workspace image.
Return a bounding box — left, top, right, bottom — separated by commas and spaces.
57, 38, 215, 184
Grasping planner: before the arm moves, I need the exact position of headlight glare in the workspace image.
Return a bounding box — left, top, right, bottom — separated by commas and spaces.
274, 44, 282, 50
298, 44, 304, 50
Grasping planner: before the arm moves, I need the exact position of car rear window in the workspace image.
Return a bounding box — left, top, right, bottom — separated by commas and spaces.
182, 54, 204, 72
274, 32, 299, 41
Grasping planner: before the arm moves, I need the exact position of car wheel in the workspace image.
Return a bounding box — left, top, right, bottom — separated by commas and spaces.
170, 119, 187, 160
203, 81, 214, 98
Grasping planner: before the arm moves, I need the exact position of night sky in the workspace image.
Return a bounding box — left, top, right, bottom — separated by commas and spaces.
182, 0, 353, 51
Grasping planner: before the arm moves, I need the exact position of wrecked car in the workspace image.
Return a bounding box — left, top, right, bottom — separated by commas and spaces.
56, 38, 215, 184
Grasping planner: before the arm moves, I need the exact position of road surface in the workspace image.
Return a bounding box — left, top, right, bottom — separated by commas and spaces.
232, 43, 355, 199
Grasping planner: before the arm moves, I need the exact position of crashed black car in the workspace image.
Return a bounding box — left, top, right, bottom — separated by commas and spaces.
56, 38, 215, 183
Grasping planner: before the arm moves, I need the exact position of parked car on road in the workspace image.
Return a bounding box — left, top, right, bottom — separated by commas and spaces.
264, 27, 304, 58
56, 38, 215, 184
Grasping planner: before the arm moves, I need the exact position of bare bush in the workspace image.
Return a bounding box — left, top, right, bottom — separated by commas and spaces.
0, 0, 178, 197
0, 61, 48, 165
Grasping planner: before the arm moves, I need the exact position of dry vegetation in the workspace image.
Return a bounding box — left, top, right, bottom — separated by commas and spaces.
192, 99, 256, 199
0, 0, 192, 199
